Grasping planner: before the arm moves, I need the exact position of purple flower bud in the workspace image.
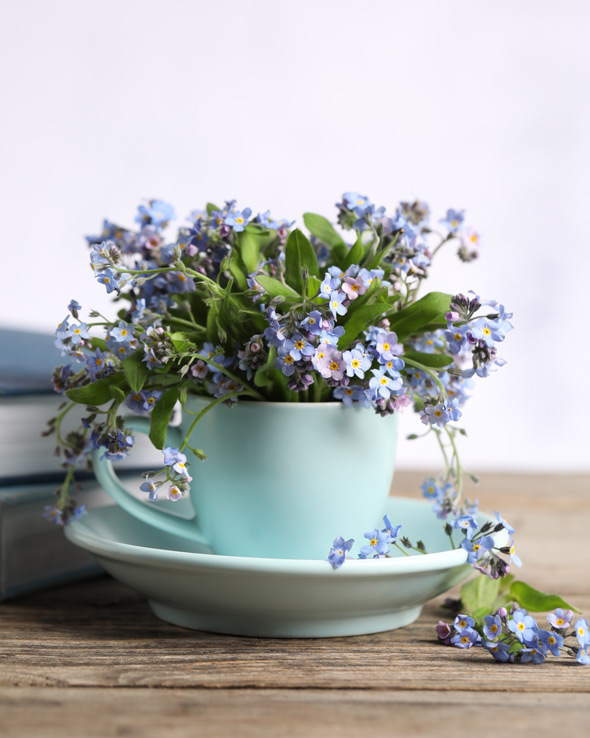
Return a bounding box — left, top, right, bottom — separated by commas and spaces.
436, 620, 452, 645
497, 606, 508, 620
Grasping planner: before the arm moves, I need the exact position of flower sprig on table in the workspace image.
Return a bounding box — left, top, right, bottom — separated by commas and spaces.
44, 193, 510, 520
437, 577, 589, 666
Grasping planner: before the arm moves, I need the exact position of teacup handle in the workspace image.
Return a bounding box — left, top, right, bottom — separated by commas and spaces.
91, 416, 208, 545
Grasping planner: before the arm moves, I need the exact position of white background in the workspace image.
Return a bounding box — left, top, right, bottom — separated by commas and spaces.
1, 0, 588, 472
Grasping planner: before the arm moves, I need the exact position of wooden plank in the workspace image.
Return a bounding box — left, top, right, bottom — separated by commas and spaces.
0, 473, 588, 695
1, 687, 589, 738
0, 578, 588, 691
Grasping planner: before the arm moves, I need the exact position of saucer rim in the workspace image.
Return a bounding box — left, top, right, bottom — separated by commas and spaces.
63, 497, 495, 578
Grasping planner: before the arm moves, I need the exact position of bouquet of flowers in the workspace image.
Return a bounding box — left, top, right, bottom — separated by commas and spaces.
44, 192, 589, 665
48, 193, 510, 516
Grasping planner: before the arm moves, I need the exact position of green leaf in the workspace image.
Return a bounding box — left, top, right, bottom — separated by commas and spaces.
460, 576, 501, 615
254, 347, 277, 388
228, 253, 248, 290
66, 375, 126, 406
509, 581, 581, 614
170, 332, 195, 354
256, 274, 299, 299
236, 230, 261, 274
337, 304, 390, 349
206, 202, 220, 215
307, 275, 322, 298
303, 213, 347, 257
341, 233, 364, 270
206, 300, 220, 343
108, 385, 127, 404
284, 229, 320, 293
387, 292, 452, 341
402, 350, 454, 369
149, 387, 179, 450
90, 337, 106, 352
122, 354, 149, 393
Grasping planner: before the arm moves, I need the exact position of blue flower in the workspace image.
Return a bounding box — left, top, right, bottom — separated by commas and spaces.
43, 506, 64, 525
369, 368, 402, 400
360, 529, 390, 557
126, 389, 162, 413
520, 646, 546, 664
440, 208, 465, 233
333, 385, 369, 407
454, 614, 475, 632
577, 646, 590, 665
140, 476, 159, 502
508, 609, 539, 644
263, 323, 286, 348
328, 290, 347, 318
575, 618, 590, 647
421, 478, 440, 499
86, 348, 109, 379
96, 268, 120, 294
286, 334, 314, 361
110, 321, 134, 343
142, 346, 162, 370
224, 207, 252, 232
493, 511, 514, 535
318, 325, 345, 346
483, 614, 503, 641
67, 322, 90, 345
374, 331, 402, 362
275, 348, 297, 377
381, 515, 402, 542
162, 447, 191, 479
136, 199, 175, 226
328, 536, 354, 569
508, 540, 523, 568
420, 403, 452, 428
445, 324, 469, 355
451, 627, 480, 648
461, 534, 494, 563
299, 310, 323, 336
68, 299, 81, 316
470, 317, 504, 347
483, 640, 511, 662
538, 629, 563, 657
342, 346, 371, 379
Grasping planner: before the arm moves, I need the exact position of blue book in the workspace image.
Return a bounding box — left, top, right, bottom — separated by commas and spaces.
0, 480, 110, 601
0, 327, 61, 395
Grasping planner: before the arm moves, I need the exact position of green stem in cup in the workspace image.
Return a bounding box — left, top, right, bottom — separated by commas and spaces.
179, 390, 248, 454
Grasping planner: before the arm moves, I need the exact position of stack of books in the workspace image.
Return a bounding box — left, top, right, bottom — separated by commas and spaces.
0, 327, 158, 600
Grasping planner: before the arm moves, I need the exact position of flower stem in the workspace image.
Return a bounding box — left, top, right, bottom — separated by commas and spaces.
179, 390, 247, 452
403, 357, 448, 399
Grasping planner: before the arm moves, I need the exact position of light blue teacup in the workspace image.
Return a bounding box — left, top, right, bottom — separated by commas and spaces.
92, 397, 399, 560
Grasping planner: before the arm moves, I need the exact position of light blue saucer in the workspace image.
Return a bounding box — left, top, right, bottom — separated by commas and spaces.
64, 499, 500, 638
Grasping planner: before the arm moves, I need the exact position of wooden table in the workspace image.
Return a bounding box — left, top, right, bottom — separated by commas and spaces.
1, 472, 589, 737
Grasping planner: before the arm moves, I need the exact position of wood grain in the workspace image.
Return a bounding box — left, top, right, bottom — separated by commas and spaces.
1, 473, 589, 736
1, 688, 589, 738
